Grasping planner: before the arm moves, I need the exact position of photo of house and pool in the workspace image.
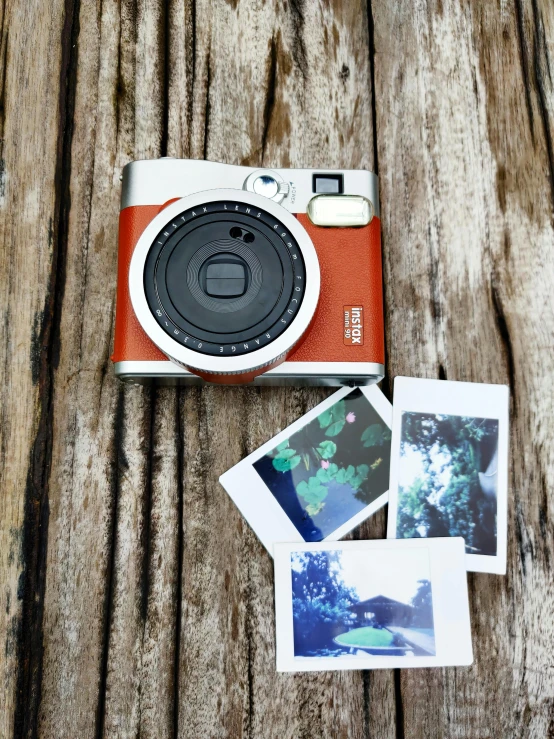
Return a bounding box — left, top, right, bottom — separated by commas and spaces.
253, 389, 391, 541
290, 547, 436, 659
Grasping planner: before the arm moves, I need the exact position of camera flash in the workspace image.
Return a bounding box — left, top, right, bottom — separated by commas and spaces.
307, 195, 373, 227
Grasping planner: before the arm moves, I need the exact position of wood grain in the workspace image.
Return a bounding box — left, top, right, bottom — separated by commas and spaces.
0, 0, 552, 737
375, 1, 554, 737
0, 0, 68, 735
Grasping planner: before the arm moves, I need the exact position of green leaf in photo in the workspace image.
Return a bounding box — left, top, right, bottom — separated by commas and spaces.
333, 399, 346, 422
276, 447, 296, 460
316, 467, 332, 483
316, 440, 337, 459
303, 488, 327, 505
309, 476, 327, 493
272, 456, 292, 472
296, 476, 328, 507
356, 464, 370, 479
276, 440, 290, 452
317, 408, 333, 428
335, 468, 347, 484
349, 464, 370, 491
318, 400, 346, 431
296, 479, 310, 497
316, 463, 338, 483
325, 420, 345, 437
361, 423, 383, 447
288, 455, 301, 470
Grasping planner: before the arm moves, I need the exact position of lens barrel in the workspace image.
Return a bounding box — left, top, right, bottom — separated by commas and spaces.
129, 190, 320, 380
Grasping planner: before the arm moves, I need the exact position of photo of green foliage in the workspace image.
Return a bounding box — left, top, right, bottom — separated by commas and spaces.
253, 390, 391, 540
397, 412, 499, 555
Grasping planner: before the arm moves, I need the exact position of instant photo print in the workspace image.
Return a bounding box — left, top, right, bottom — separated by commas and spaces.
274, 538, 472, 671
219, 386, 392, 554
387, 377, 509, 574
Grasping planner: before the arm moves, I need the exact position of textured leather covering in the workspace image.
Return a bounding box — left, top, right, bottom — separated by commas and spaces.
112, 206, 384, 372
112, 205, 167, 362
288, 214, 384, 364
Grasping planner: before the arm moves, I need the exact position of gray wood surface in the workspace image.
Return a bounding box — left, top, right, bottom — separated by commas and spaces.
0, 0, 553, 737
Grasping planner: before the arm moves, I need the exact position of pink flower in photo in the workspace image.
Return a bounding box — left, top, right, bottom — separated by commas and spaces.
346, 411, 356, 423
321, 460, 330, 469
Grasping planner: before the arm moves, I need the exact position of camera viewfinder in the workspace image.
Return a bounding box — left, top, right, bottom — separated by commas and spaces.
312, 174, 344, 194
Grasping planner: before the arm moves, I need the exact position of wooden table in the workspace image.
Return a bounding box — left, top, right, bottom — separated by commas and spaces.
1, 1, 553, 736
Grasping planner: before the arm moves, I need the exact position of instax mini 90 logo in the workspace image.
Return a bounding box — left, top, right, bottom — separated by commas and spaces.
344, 306, 364, 345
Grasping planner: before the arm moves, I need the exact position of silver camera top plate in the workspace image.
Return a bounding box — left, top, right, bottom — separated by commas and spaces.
121, 158, 379, 218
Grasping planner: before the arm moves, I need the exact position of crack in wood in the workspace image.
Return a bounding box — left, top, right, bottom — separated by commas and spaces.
173, 387, 185, 737
367, 0, 379, 175
288, 0, 308, 81
490, 282, 516, 408
95, 386, 125, 739
203, 48, 211, 161
161, 1, 170, 157
0, 27, 8, 161
362, 670, 371, 739
513, 0, 537, 145
393, 669, 404, 739
140, 387, 156, 624
12, 0, 81, 734
530, 0, 554, 217
261, 36, 278, 166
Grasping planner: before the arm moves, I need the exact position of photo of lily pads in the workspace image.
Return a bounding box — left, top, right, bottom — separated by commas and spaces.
253, 389, 391, 540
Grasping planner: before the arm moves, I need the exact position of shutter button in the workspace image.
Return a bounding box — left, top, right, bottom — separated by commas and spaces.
253, 175, 279, 198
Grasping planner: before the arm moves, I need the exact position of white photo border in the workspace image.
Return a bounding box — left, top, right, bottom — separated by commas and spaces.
386, 377, 509, 575
274, 537, 473, 672
219, 385, 392, 556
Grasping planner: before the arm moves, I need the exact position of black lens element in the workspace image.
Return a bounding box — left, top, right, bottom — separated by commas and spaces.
201, 253, 248, 297
144, 200, 307, 357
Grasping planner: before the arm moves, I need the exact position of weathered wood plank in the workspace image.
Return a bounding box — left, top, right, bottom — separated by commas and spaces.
374, 0, 554, 737
136, 388, 182, 736
38, 0, 183, 735
170, 1, 385, 737
102, 385, 153, 737
100, 2, 182, 735
38, 0, 133, 734
0, 0, 68, 734
98, 384, 181, 738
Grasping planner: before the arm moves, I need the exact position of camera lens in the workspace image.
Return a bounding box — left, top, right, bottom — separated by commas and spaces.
143, 199, 308, 359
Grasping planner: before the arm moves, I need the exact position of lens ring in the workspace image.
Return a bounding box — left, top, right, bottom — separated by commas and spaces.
144, 201, 306, 356
147, 210, 297, 346
129, 189, 320, 376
